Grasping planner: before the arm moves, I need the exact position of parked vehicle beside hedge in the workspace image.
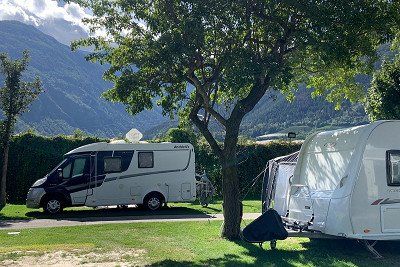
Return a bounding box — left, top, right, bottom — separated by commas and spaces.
4, 131, 300, 204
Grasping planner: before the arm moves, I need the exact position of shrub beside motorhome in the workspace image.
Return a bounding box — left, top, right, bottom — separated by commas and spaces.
26, 142, 196, 213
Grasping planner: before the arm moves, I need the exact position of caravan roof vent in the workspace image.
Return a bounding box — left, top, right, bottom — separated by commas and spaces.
126, 128, 143, 143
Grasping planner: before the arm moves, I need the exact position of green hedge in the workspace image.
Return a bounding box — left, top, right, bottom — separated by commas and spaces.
196, 141, 301, 199
5, 133, 103, 204
5, 132, 300, 204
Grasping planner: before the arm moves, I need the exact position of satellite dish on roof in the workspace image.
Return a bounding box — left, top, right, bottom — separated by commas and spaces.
125, 128, 143, 143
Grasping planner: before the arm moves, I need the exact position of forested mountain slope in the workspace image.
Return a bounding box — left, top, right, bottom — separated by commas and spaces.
0, 20, 166, 137
242, 86, 368, 138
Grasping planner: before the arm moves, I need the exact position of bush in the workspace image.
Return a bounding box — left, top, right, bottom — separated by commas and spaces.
4, 131, 300, 204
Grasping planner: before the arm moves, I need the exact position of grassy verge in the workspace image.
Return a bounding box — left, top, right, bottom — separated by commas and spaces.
0, 221, 399, 266
0, 200, 261, 220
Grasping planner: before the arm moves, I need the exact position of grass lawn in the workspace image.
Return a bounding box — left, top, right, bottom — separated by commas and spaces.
0, 221, 399, 266
0, 200, 261, 220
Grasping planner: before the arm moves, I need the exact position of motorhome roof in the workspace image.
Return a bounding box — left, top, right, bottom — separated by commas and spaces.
65, 142, 193, 155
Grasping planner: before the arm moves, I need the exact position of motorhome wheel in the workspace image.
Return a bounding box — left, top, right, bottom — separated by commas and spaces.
44, 198, 63, 214
144, 193, 163, 211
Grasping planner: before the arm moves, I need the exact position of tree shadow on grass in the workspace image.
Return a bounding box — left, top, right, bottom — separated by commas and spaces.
22, 206, 208, 221
150, 239, 400, 266
0, 214, 30, 221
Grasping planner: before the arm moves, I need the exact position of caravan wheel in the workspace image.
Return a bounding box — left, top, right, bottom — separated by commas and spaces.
144, 193, 163, 211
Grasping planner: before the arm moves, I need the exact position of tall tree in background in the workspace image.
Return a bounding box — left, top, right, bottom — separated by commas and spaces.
365, 28, 400, 121
366, 56, 400, 121
72, 0, 398, 239
0, 51, 42, 210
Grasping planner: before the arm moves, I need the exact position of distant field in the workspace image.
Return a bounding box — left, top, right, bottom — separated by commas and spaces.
0, 200, 261, 220
1, 220, 399, 266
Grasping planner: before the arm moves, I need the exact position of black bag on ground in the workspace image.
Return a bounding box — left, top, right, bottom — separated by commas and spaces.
241, 209, 288, 243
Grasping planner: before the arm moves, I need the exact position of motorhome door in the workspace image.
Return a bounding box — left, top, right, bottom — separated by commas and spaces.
62, 154, 93, 205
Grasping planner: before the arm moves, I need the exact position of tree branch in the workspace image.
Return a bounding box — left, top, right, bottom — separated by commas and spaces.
189, 96, 223, 158
187, 68, 227, 127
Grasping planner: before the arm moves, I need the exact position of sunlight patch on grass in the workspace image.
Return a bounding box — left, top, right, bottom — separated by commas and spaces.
0, 243, 95, 253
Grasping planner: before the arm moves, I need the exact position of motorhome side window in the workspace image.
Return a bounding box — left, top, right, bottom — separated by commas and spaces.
97, 151, 134, 174
114, 151, 134, 171
387, 151, 400, 186
104, 157, 122, 173
138, 152, 154, 168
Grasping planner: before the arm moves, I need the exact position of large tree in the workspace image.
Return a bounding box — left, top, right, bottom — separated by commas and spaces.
72, 0, 398, 239
0, 51, 42, 210
365, 47, 400, 120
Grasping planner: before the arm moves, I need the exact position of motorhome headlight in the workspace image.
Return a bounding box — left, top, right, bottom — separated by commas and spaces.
32, 177, 47, 188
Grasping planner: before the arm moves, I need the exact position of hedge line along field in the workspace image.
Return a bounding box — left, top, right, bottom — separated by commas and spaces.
5, 132, 103, 204
4, 132, 300, 204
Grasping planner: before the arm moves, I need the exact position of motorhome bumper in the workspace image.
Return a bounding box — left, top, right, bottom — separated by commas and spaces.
26, 188, 45, 208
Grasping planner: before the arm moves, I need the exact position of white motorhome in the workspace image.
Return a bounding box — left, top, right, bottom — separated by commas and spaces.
262, 121, 400, 256
26, 142, 196, 213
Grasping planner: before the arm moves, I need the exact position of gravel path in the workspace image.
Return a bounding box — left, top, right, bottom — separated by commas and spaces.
0, 213, 261, 230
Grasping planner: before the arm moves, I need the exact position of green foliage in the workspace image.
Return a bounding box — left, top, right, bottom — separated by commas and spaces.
0, 50, 42, 127
0, 50, 43, 209
72, 129, 89, 139
4, 132, 103, 204
163, 127, 198, 147
365, 56, 400, 121
71, 0, 398, 120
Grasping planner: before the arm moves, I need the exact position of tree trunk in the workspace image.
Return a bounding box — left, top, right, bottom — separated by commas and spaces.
221, 156, 243, 239
0, 142, 9, 209
0, 120, 12, 210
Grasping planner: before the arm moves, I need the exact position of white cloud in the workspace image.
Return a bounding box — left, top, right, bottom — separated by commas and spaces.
0, 0, 92, 44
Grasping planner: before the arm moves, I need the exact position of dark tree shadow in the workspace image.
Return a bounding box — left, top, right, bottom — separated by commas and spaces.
150, 238, 400, 266
21, 206, 210, 220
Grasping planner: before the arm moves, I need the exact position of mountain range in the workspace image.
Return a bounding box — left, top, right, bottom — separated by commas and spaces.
0, 20, 166, 137
0, 20, 369, 139
241, 86, 368, 138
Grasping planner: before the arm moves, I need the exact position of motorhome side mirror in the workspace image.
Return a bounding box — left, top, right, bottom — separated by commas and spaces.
57, 168, 63, 179
288, 132, 296, 139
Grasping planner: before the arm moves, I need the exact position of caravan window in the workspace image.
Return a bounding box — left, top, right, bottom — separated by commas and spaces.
138, 152, 154, 168
387, 150, 400, 186
104, 157, 122, 173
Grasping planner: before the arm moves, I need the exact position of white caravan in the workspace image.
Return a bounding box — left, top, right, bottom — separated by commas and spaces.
263, 121, 400, 256
26, 142, 196, 213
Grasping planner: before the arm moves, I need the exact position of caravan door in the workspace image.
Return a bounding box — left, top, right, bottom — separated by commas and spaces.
274, 163, 296, 216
